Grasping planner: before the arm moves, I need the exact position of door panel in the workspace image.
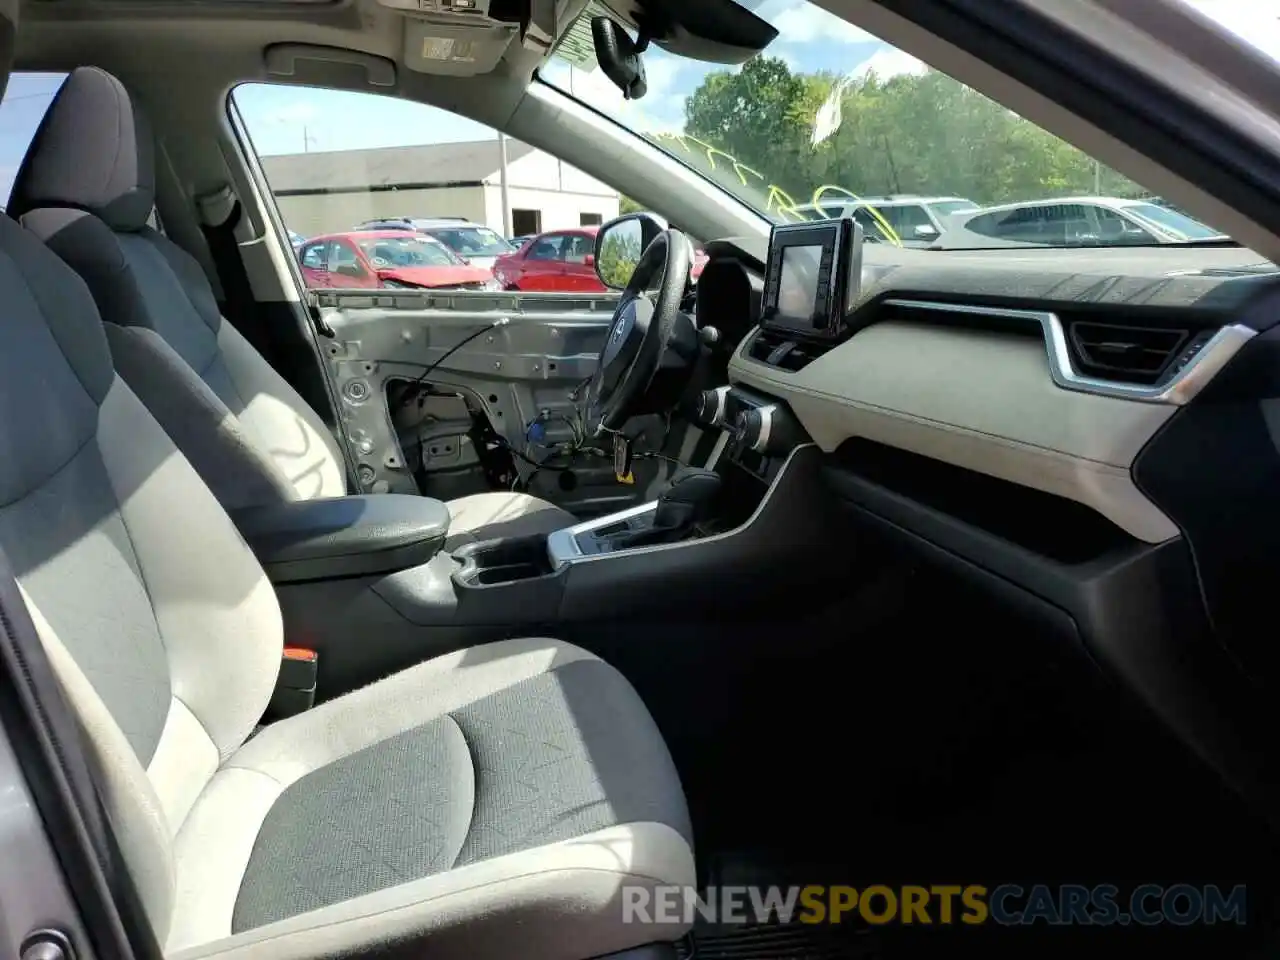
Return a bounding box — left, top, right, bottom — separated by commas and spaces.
299, 241, 331, 288
312, 288, 677, 517
562, 234, 602, 292
521, 236, 567, 290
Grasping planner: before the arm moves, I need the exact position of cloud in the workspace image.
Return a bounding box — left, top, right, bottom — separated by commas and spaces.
851, 47, 927, 80
547, 51, 694, 134
767, 1, 876, 44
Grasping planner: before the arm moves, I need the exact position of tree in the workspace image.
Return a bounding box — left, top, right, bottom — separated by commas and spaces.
669, 59, 1140, 214
685, 57, 816, 197
597, 227, 643, 287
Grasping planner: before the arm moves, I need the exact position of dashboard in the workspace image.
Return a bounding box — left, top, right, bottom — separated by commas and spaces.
692, 235, 1280, 817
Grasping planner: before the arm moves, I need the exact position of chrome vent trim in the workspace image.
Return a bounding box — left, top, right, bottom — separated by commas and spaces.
881, 299, 1256, 405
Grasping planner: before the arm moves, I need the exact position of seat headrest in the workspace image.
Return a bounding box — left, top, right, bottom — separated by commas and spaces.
9, 67, 155, 231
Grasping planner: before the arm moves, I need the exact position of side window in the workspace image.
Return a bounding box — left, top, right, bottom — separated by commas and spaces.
300, 242, 329, 269
231, 84, 621, 266
328, 239, 363, 272
852, 207, 892, 241
1095, 206, 1154, 243
527, 236, 564, 260
891, 204, 935, 236
0, 73, 67, 207
964, 212, 1007, 239
564, 235, 593, 263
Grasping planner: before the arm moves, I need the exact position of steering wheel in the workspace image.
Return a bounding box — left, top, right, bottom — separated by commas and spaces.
583, 229, 693, 435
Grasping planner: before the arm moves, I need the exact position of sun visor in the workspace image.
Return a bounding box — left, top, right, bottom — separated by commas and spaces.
380, 0, 560, 75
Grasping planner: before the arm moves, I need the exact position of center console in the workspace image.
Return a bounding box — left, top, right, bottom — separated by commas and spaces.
256, 387, 844, 699
548, 384, 807, 567
242, 220, 862, 702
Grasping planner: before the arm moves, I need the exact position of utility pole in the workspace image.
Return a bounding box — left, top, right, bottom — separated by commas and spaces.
1094, 159, 1102, 194
498, 132, 512, 236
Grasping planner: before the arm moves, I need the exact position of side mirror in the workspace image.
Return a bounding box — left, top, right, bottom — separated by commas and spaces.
913, 224, 939, 238
593, 211, 669, 290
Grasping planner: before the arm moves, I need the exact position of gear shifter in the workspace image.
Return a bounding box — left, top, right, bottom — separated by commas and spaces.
600, 467, 722, 550
653, 467, 722, 531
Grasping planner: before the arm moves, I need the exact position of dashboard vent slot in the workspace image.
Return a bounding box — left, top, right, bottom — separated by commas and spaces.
1066, 321, 1191, 385
745, 329, 833, 372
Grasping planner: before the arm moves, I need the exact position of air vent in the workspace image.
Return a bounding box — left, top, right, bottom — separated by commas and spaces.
1066, 321, 1193, 385
745, 329, 834, 372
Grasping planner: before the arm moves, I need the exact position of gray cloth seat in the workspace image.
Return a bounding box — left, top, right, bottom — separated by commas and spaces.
7, 66, 574, 549
0, 20, 693, 959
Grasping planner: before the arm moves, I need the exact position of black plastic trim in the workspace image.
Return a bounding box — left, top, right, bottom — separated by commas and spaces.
1133, 325, 1280, 688
824, 456, 1280, 825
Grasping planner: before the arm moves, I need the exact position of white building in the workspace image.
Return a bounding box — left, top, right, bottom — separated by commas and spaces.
261, 139, 619, 238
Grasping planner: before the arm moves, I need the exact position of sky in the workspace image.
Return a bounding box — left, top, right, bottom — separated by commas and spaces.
0, 0, 1272, 202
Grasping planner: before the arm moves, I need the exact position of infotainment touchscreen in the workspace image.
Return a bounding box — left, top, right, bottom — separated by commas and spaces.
778, 245, 823, 319
761, 217, 862, 340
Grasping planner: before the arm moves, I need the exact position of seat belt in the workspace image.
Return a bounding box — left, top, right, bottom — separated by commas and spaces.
196, 185, 276, 361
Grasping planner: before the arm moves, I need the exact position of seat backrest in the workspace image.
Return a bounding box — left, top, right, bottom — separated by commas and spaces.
0, 176, 286, 949
0, 29, 285, 946
7, 67, 348, 509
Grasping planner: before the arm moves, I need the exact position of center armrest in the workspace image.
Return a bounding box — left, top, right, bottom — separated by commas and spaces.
231, 495, 451, 583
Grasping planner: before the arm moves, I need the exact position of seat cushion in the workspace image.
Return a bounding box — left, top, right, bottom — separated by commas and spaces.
169, 638, 693, 959
445, 492, 575, 549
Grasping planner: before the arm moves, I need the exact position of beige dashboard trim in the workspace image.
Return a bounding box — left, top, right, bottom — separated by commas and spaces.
729, 320, 1182, 543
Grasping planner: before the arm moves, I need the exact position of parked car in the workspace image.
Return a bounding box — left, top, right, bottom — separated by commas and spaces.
288, 230, 306, 248
494, 227, 709, 292
938, 196, 1228, 247
509, 234, 535, 249
296, 230, 501, 290
493, 227, 603, 291
355, 217, 516, 270
792, 195, 980, 245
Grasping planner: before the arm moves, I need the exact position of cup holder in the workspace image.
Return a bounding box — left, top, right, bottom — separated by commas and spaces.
473, 562, 543, 586
452, 533, 554, 588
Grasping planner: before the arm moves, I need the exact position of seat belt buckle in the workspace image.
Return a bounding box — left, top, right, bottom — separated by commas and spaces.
267, 646, 317, 719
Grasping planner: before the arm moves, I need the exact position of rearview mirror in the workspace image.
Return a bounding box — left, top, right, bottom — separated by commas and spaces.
593, 211, 669, 290
591, 17, 647, 99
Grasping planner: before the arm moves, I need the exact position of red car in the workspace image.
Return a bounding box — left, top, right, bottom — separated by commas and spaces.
493, 228, 602, 292
297, 230, 500, 290
494, 227, 709, 292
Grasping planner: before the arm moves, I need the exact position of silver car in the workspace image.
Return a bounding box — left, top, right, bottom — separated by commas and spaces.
938, 196, 1227, 247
